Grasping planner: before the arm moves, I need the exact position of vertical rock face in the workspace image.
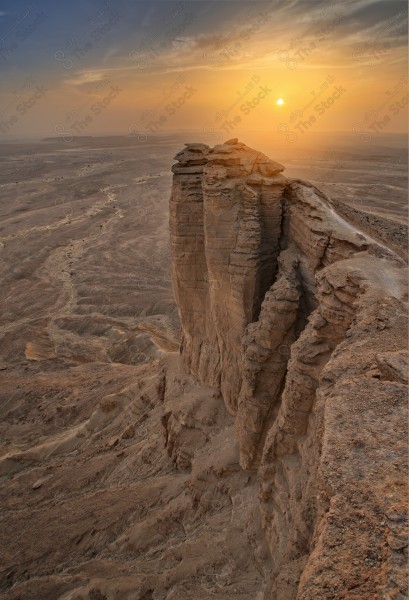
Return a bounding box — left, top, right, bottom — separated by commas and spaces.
170, 140, 286, 411
170, 144, 216, 384
169, 141, 408, 599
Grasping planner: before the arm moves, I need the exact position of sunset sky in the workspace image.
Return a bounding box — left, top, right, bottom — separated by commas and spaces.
0, 0, 407, 142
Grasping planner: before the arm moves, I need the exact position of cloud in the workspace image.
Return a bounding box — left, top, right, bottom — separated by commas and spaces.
65, 71, 107, 88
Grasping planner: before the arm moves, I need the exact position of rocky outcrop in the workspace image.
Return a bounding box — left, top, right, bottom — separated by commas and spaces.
169, 140, 408, 599
170, 140, 286, 411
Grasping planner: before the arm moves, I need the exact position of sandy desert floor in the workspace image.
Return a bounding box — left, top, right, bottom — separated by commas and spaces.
0, 134, 406, 599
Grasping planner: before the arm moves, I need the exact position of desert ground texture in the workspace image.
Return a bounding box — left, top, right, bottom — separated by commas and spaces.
0, 134, 407, 600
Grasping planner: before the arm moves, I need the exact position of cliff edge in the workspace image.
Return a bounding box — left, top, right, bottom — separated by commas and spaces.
168, 140, 408, 599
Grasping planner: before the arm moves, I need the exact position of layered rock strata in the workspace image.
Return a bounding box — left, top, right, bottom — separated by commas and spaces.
170, 140, 286, 411
169, 140, 408, 599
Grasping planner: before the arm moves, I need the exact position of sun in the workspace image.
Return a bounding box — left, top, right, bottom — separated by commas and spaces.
276, 98, 284, 106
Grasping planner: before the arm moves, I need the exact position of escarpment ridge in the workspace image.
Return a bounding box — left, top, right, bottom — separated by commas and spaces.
168, 140, 408, 598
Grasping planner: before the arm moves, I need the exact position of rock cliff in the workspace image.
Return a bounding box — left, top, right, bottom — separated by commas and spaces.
169, 140, 408, 599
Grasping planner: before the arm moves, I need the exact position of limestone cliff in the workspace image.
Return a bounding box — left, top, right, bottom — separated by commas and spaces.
169, 140, 408, 599
170, 140, 286, 411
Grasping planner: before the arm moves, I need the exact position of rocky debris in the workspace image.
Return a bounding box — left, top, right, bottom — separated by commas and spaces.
32, 478, 46, 490
375, 350, 408, 384
107, 436, 119, 449
161, 361, 224, 471
169, 140, 408, 599
25, 330, 56, 361
121, 424, 135, 439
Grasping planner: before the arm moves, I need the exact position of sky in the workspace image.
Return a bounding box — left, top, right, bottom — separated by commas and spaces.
0, 0, 407, 142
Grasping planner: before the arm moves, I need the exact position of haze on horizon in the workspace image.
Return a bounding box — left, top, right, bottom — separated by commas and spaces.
0, 0, 407, 144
